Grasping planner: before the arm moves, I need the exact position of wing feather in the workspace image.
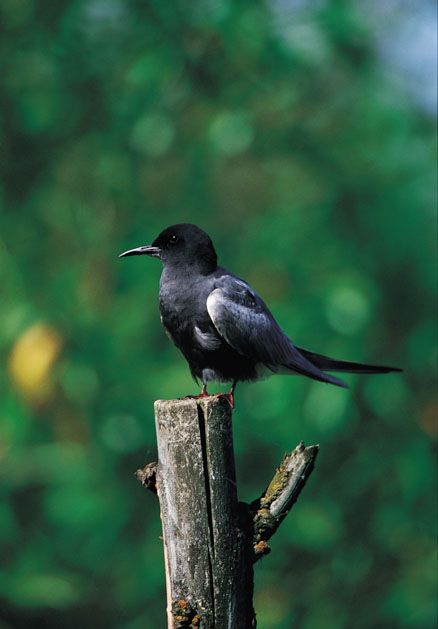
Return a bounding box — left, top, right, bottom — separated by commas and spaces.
206, 275, 347, 387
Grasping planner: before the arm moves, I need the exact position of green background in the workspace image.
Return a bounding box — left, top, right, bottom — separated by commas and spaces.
0, 1, 436, 627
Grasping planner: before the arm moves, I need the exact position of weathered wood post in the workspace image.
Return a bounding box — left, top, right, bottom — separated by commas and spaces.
137, 396, 318, 628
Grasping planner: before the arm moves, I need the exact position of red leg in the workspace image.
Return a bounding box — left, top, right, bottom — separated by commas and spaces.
213, 381, 237, 410
198, 384, 209, 398
180, 384, 211, 401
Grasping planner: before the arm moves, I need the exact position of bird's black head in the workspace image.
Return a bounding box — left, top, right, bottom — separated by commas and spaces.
119, 223, 218, 275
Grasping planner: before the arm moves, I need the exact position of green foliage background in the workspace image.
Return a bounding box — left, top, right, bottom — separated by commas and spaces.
0, 1, 436, 627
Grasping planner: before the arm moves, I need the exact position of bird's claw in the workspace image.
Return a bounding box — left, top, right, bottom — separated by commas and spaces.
179, 393, 210, 401
179, 388, 235, 410
179, 384, 210, 402
213, 392, 235, 410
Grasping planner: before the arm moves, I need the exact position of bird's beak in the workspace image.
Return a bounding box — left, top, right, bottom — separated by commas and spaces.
118, 244, 161, 259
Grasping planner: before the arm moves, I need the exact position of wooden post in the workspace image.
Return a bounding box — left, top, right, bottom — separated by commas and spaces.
137, 396, 318, 628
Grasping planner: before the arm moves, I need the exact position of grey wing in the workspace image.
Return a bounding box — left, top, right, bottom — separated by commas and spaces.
206, 276, 291, 369
206, 275, 347, 387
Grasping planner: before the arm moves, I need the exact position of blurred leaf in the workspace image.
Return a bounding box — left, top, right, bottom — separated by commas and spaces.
8, 323, 62, 404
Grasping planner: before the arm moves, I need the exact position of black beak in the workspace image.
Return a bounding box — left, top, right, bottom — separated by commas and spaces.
119, 244, 161, 259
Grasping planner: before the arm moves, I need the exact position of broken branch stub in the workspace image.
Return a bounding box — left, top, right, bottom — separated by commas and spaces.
251, 442, 319, 561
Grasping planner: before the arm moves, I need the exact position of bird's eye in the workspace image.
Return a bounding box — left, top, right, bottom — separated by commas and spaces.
169, 234, 179, 245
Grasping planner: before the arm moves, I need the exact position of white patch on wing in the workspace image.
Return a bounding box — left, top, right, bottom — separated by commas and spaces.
194, 325, 222, 350
206, 288, 222, 314
206, 289, 230, 342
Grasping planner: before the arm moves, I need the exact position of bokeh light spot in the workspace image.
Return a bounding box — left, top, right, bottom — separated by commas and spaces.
130, 113, 174, 157
100, 414, 145, 452
60, 363, 99, 404
291, 502, 343, 549
209, 111, 253, 155
304, 382, 349, 433
325, 285, 371, 335
8, 323, 62, 403
7, 574, 79, 608
363, 372, 408, 419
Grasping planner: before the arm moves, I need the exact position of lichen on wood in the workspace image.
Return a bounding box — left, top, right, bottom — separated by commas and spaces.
251, 441, 319, 562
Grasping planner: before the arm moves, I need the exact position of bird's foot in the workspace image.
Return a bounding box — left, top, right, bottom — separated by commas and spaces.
180, 393, 211, 401
213, 391, 235, 410
214, 381, 236, 409
179, 384, 235, 410
180, 384, 210, 402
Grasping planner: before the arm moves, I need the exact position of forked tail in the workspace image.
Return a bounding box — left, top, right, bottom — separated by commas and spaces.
296, 346, 402, 375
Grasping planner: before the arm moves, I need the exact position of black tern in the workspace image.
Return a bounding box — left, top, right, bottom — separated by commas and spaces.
119, 223, 401, 408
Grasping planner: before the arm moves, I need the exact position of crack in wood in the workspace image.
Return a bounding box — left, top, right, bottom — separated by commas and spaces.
197, 404, 216, 627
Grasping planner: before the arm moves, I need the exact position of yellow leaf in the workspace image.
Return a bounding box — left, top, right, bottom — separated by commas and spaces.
9, 323, 62, 403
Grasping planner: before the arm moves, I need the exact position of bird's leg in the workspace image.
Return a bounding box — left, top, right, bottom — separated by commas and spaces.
198, 383, 209, 398
180, 383, 211, 401
182, 382, 236, 409
213, 380, 237, 410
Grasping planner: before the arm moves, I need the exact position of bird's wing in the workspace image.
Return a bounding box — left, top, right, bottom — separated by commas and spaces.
206, 275, 347, 387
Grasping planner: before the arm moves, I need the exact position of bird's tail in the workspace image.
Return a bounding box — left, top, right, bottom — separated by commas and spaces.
296, 346, 402, 375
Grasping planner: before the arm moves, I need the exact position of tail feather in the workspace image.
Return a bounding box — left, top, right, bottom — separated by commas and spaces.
296, 346, 402, 375
280, 345, 349, 388
284, 363, 349, 388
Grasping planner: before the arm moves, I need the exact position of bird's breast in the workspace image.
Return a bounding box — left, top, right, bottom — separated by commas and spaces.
159, 279, 215, 351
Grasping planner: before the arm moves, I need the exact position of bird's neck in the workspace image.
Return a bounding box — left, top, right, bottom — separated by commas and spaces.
161, 261, 217, 282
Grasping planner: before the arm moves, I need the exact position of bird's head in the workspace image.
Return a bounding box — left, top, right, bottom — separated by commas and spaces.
119, 223, 218, 275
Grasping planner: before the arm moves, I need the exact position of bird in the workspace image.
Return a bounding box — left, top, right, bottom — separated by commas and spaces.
119, 223, 401, 408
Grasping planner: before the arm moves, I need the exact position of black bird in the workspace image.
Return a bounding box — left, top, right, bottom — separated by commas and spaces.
119, 223, 401, 408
